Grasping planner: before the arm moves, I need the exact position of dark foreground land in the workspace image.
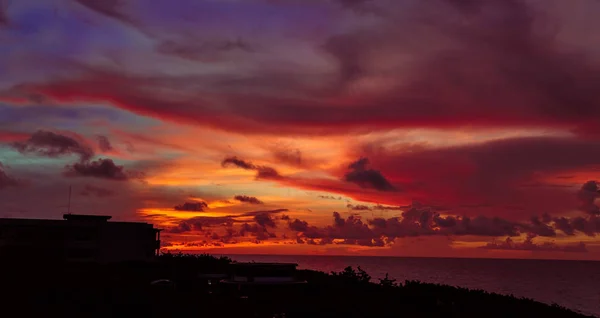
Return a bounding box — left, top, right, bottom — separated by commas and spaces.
2, 253, 593, 318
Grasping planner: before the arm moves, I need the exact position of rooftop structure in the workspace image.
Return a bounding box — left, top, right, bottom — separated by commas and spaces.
0, 214, 161, 263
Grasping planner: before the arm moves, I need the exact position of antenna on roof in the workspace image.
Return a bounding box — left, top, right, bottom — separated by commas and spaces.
67, 185, 72, 215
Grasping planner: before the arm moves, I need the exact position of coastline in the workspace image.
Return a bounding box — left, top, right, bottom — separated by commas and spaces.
2, 253, 594, 318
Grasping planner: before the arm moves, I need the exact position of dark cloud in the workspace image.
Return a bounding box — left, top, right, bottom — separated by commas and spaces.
221, 156, 282, 180
96, 135, 113, 152
552, 215, 600, 237
288, 201, 598, 247
167, 222, 192, 234
236, 208, 288, 218
522, 214, 556, 237
79, 184, 114, 198
372, 204, 403, 210
0, 162, 19, 190
167, 216, 234, 233
174, 201, 209, 212
222, 156, 255, 170
552, 217, 576, 236
482, 235, 587, 253
64, 158, 142, 181
11, 130, 94, 162
234, 195, 264, 205
254, 213, 277, 228
256, 166, 282, 180
240, 223, 276, 241
577, 181, 600, 215
344, 158, 396, 191
318, 195, 342, 200
9, 0, 600, 137
166, 208, 288, 237
347, 204, 371, 211
289, 219, 310, 232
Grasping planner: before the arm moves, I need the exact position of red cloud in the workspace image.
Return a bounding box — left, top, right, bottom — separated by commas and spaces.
0, 130, 30, 143
5, 1, 600, 136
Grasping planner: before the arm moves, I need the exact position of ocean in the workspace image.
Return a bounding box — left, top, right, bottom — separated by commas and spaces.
223, 254, 600, 317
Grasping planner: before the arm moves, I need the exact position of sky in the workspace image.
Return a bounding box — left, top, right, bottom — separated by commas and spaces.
1, 0, 600, 260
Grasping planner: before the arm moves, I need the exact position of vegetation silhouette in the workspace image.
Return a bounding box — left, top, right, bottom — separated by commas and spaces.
2, 253, 593, 318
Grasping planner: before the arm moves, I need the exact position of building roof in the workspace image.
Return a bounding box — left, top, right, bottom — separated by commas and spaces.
0, 215, 156, 228
63, 214, 112, 221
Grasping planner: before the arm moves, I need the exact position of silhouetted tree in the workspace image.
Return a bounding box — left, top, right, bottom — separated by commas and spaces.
378, 273, 397, 287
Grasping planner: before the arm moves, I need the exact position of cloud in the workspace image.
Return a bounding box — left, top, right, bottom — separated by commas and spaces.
222, 156, 255, 170
74, 0, 136, 26
0, 162, 20, 190
96, 135, 113, 152
156, 38, 253, 62
167, 216, 235, 233
64, 158, 142, 181
270, 143, 303, 167
174, 201, 209, 212
167, 210, 283, 243
11, 130, 94, 162
79, 184, 114, 197
240, 222, 276, 241
522, 214, 556, 237
552, 215, 600, 237
577, 181, 600, 215
372, 204, 403, 211
166, 208, 288, 235
318, 195, 342, 200
0, 130, 30, 143
482, 234, 587, 253
254, 213, 277, 228
4, 0, 600, 255
236, 208, 288, 218
340, 137, 600, 218
7, 0, 600, 137
288, 199, 600, 247
344, 158, 396, 191
221, 156, 282, 180
0, 0, 8, 26
234, 195, 264, 205
347, 204, 371, 211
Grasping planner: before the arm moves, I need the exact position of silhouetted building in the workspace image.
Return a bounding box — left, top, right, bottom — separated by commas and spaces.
0, 214, 161, 262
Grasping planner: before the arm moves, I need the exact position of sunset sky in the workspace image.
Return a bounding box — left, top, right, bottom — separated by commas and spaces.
1, 0, 600, 260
